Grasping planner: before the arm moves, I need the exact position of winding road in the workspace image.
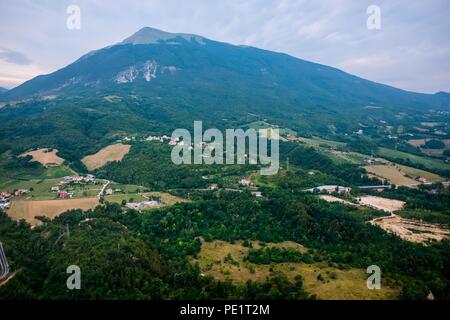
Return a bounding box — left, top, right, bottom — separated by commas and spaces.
98, 180, 111, 199
0, 241, 10, 281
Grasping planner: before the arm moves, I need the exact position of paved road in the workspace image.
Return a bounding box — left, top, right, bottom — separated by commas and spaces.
0, 241, 9, 281
98, 180, 111, 199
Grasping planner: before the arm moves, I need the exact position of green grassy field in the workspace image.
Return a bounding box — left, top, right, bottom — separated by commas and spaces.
0, 178, 60, 200
397, 164, 445, 183
108, 183, 148, 193
0, 178, 105, 200
297, 136, 346, 148
105, 193, 147, 204
64, 183, 104, 198
245, 121, 297, 137
377, 147, 450, 171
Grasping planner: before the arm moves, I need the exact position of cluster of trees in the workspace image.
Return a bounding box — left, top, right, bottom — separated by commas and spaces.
346, 138, 378, 155
279, 142, 380, 186
245, 247, 313, 264
96, 142, 259, 190
0, 153, 45, 180
424, 139, 445, 149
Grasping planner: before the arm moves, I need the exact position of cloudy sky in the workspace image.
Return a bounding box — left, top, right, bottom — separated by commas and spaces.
0, 0, 449, 93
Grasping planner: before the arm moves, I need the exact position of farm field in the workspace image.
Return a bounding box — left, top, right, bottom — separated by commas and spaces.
407, 138, 450, 148
0, 178, 105, 200
4, 165, 76, 183
81, 143, 131, 171
406, 138, 450, 157
105, 191, 190, 206
364, 164, 419, 186
295, 136, 346, 149
142, 191, 190, 205
407, 139, 427, 147
245, 121, 296, 138
329, 151, 368, 165
377, 147, 450, 171
65, 183, 104, 198
396, 164, 445, 183
0, 178, 61, 200
105, 193, 147, 204
8, 197, 99, 225
20, 148, 65, 166
192, 239, 400, 300
108, 183, 147, 193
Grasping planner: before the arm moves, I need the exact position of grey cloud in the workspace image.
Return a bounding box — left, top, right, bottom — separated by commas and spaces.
0, 47, 32, 65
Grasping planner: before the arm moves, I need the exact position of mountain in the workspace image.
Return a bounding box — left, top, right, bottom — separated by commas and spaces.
0, 87, 7, 94
3, 27, 450, 111
0, 27, 449, 161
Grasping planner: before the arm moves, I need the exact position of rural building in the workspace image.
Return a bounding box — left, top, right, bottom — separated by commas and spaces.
305, 185, 351, 194
51, 186, 60, 192
251, 191, 263, 198
239, 178, 253, 187
1, 192, 11, 198
0, 202, 10, 210
61, 175, 96, 185
418, 177, 428, 183
59, 191, 73, 199
208, 184, 219, 190
14, 189, 30, 196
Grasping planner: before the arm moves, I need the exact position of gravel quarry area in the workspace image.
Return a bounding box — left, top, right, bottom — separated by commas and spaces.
358, 195, 405, 213
371, 215, 450, 244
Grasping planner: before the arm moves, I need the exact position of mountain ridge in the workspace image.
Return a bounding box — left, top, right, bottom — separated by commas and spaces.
120, 26, 206, 45
2, 27, 449, 111
0, 26, 449, 163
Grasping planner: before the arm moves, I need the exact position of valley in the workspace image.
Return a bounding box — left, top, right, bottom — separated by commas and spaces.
0, 26, 449, 301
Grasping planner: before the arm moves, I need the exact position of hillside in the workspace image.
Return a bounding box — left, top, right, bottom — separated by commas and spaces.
3, 27, 450, 111
0, 27, 449, 166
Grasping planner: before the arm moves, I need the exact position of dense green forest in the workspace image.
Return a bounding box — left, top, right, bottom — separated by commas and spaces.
245, 247, 314, 264
1, 186, 450, 299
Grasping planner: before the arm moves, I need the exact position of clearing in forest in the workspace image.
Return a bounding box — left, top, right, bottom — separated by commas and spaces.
20, 148, 65, 166
192, 239, 400, 300
8, 198, 99, 225
364, 164, 419, 186
358, 196, 405, 213
82, 143, 131, 171
318, 195, 357, 206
